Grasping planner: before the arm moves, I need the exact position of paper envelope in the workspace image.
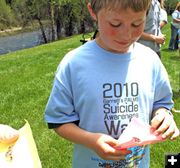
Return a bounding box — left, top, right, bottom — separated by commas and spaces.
0, 121, 42, 168
115, 117, 165, 150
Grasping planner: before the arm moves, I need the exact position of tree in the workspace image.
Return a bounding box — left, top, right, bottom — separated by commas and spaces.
0, 0, 16, 29
12, 0, 49, 43
48, 0, 56, 41
79, 0, 94, 34
30, 0, 49, 43
53, 0, 81, 38
165, 0, 179, 14
5, 0, 94, 43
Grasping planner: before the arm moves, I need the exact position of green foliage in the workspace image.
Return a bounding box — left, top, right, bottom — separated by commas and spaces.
11, 0, 31, 25
54, 0, 91, 34
165, 0, 179, 8
1, 0, 93, 38
165, 0, 179, 14
29, 0, 49, 19
11, 0, 49, 26
0, 0, 16, 29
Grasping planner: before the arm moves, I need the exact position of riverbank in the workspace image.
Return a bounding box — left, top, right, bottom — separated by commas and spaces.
0, 26, 40, 37
0, 20, 45, 37
0, 27, 22, 33
0, 21, 48, 55
0, 27, 21, 37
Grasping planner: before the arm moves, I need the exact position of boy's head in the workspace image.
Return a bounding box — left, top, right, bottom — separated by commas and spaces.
88, 0, 151, 14
87, 0, 151, 54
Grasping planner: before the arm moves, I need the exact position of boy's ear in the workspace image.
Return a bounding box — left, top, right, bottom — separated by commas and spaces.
87, 3, 97, 21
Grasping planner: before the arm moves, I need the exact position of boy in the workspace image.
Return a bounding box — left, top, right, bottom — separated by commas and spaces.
44, 0, 179, 167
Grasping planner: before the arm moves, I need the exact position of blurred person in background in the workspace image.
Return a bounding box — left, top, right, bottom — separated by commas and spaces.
168, 2, 180, 51
138, 0, 165, 58
158, 0, 168, 29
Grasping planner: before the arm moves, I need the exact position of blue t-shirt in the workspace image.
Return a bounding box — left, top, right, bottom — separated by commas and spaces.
44, 40, 173, 168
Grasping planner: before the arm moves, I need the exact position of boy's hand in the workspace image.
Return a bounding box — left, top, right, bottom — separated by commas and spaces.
151, 109, 180, 140
0, 124, 19, 144
91, 133, 131, 161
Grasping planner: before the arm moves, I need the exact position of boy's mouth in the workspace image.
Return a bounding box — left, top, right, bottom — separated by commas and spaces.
114, 40, 130, 46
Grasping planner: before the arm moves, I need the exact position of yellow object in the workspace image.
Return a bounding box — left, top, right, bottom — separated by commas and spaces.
0, 121, 42, 168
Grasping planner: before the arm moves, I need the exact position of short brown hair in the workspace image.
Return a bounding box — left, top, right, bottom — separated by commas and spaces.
158, 0, 165, 9
175, 2, 180, 11
88, 0, 151, 14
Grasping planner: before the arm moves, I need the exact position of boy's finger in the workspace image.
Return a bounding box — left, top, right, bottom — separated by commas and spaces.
155, 116, 173, 134
162, 123, 175, 139
151, 113, 165, 129
170, 127, 180, 141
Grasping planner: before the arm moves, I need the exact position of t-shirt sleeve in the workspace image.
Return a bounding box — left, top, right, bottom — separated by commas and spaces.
44, 56, 79, 124
160, 9, 167, 23
172, 11, 178, 20
47, 120, 80, 129
153, 60, 174, 111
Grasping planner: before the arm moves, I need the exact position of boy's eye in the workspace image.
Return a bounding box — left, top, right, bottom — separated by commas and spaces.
109, 22, 121, 28
132, 21, 144, 28
132, 23, 141, 28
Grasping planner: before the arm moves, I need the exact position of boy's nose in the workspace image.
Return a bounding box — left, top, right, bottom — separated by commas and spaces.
120, 26, 131, 41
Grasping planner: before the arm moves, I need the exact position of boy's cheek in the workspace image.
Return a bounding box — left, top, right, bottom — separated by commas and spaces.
106, 30, 117, 36
134, 27, 144, 37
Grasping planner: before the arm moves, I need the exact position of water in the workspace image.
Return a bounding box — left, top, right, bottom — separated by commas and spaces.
0, 30, 43, 55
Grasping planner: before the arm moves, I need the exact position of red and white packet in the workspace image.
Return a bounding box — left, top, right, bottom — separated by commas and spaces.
114, 117, 165, 150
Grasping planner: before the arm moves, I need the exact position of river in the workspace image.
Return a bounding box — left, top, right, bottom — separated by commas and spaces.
0, 30, 43, 55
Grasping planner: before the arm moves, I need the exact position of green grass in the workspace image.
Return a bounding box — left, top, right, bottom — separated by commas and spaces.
149, 20, 180, 167
0, 22, 180, 167
0, 35, 80, 167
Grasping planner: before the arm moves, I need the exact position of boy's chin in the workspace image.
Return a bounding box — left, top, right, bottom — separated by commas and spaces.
113, 47, 131, 54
